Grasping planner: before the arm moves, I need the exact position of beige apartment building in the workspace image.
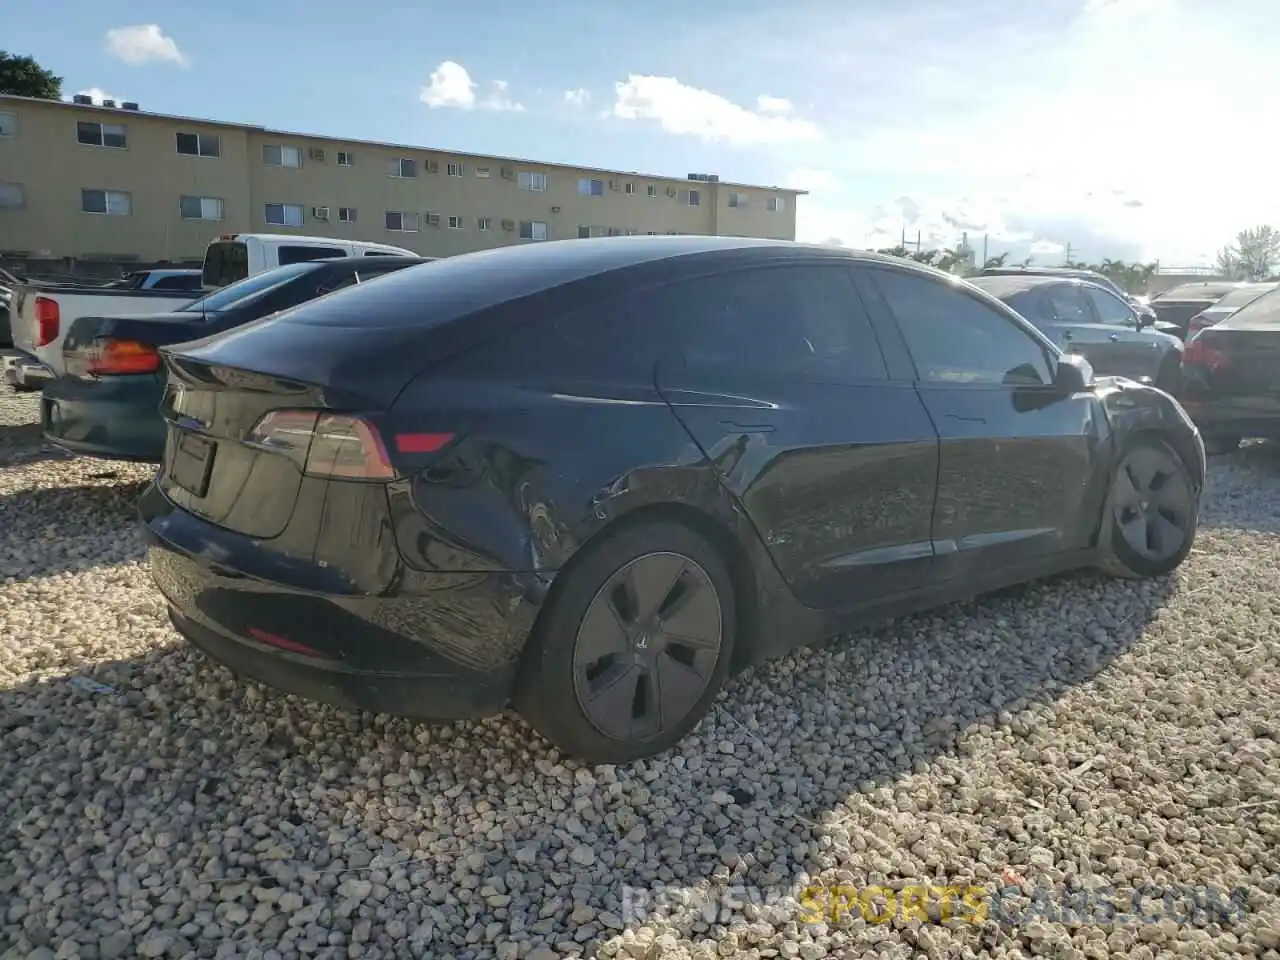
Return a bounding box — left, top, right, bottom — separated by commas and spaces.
0, 94, 804, 266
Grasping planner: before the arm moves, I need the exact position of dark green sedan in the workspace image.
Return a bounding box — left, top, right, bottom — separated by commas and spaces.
41, 255, 428, 461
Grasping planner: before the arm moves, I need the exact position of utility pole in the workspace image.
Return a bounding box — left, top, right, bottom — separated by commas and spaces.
1064, 242, 1072, 265
982, 234, 989, 266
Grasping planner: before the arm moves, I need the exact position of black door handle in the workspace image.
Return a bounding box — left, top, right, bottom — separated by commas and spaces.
722, 421, 775, 433
1109, 334, 1120, 342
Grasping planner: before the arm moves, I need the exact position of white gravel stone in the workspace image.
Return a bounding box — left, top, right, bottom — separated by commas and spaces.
2, 383, 1279, 959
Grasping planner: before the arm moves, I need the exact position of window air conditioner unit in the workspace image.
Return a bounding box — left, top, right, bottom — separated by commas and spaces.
501, 218, 516, 231
666, 187, 677, 197
501, 167, 515, 180
309, 148, 326, 162
426, 160, 439, 173
312, 206, 330, 220
550, 205, 561, 213
426, 212, 441, 226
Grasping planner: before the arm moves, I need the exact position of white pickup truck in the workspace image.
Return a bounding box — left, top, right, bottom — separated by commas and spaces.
8, 276, 202, 389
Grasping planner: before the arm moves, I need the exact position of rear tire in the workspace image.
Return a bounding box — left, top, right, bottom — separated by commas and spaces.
1098, 435, 1198, 580
514, 520, 736, 764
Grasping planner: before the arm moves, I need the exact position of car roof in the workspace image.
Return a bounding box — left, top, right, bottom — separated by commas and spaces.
1153, 281, 1246, 301
968, 274, 1087, 298
280, 236, 932, 331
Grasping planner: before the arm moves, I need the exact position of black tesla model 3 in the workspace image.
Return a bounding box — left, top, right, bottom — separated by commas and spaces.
140, 236, 1206, 763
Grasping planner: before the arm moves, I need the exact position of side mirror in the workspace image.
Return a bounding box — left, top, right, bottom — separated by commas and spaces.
1055, 353, 1093, 393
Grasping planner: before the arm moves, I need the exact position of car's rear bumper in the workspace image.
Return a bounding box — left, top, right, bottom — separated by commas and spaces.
2, 353, 54, 390
41, 374, 167, 461
140, 483, 533, 721
1178, 395, 1280, 440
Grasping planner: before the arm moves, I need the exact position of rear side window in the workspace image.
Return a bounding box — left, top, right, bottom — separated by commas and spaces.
1044, 285, 1090, 322
278, 245, 347, 266
635, 265, 888, 382
203, 242, 248, 288
1083, 286, 1133, 325
864, 267, 1053, 386
152, 274, 202, 291
465, 264, 888, 383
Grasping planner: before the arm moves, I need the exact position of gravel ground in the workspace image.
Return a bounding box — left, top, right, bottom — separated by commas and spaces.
1, 382, 1278, 960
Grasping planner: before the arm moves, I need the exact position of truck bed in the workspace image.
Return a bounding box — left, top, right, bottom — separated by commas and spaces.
10, 285, 200, 377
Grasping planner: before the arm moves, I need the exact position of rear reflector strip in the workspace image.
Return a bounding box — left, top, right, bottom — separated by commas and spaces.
247, 627, 325, 658
395, 432, 454, 454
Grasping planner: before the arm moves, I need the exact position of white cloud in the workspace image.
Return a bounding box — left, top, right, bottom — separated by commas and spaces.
1030, 239, 1066, 256
419, 61, 524, 112
104, 24, 187, 67
611, 75, 821, 146
563, 88, 590, 108
66, 88, 125, 105
756, 94, 793, 114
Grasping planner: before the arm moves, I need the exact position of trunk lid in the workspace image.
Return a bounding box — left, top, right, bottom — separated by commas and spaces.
62, 311, 208, 379
1185, 325, 1280, 396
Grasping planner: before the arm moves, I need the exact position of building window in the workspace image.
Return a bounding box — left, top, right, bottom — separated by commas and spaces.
623, 182, 636, 196
767, 196, 785, 212
646, 185, 658, 199
0, 182, 24, 210
81, 189, 131, 215
180, 196, 224, 221
447, 163, 465, 178
578, 178, 604, 197
519, 220, 548, 241
0, 112, 16, 137
624, 229, 639, 236
475, 167, 492, 179
577, 225, 607, 239
176, 132, 221, 158
388, 157, 418, 179
264, 202, 304, 227
728, 192, 748, 208
77, 121, 127, 149
684, 189, 701, 207
339, 207, 357, 223
518, 171, 548, 192
646, 231, 658, 235
337, 151, 354, 167
263, 144, 302, 168
386, 210, 420, 232
477, 217, 493, 231
447, 215, 464, 229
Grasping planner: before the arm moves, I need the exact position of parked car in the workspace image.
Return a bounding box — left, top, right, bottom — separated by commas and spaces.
1183, 282, 1279, 340
968, 275, 1184, 391
1148, 281, 1249, 339
201, 233, 419, 288
1180, 285, 1280, 454
140, 236, 1205, 763
43, 256, 427, 461
977, 265, 1158, 325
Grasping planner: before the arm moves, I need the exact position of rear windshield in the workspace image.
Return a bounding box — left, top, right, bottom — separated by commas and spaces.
203, 242, 249, 288
181, 261, 319, 313
1211, 284, 1278, 309
1221, 287, 1280, 327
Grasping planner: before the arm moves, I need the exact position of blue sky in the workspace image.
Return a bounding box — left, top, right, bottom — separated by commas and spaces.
6, 0, 1277, 264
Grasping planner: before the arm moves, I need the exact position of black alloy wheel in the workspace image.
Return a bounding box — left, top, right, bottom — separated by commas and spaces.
514, 521, 736, 763
1101, 438, 1198, 578
572, 551, 723, 742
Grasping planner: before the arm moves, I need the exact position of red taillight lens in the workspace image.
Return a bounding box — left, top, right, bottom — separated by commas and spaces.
34, 296, 59, 346
85, 339, 161, 375
247, 410, 399, 481
1183, 335, 1228, 371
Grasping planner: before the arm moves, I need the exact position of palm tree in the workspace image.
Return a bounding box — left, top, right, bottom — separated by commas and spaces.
983, 253, 1010, 269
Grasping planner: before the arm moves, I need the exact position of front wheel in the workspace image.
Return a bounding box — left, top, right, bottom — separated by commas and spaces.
1098, 436, 1199, 580
514, 520, 736, 764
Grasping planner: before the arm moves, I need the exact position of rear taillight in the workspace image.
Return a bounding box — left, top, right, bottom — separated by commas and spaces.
1183, 334, 1229, 371
1187, 313, 1215, 337
34, 297, 59, 346
246, 410, 445, 481
81, 339, 162, 376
